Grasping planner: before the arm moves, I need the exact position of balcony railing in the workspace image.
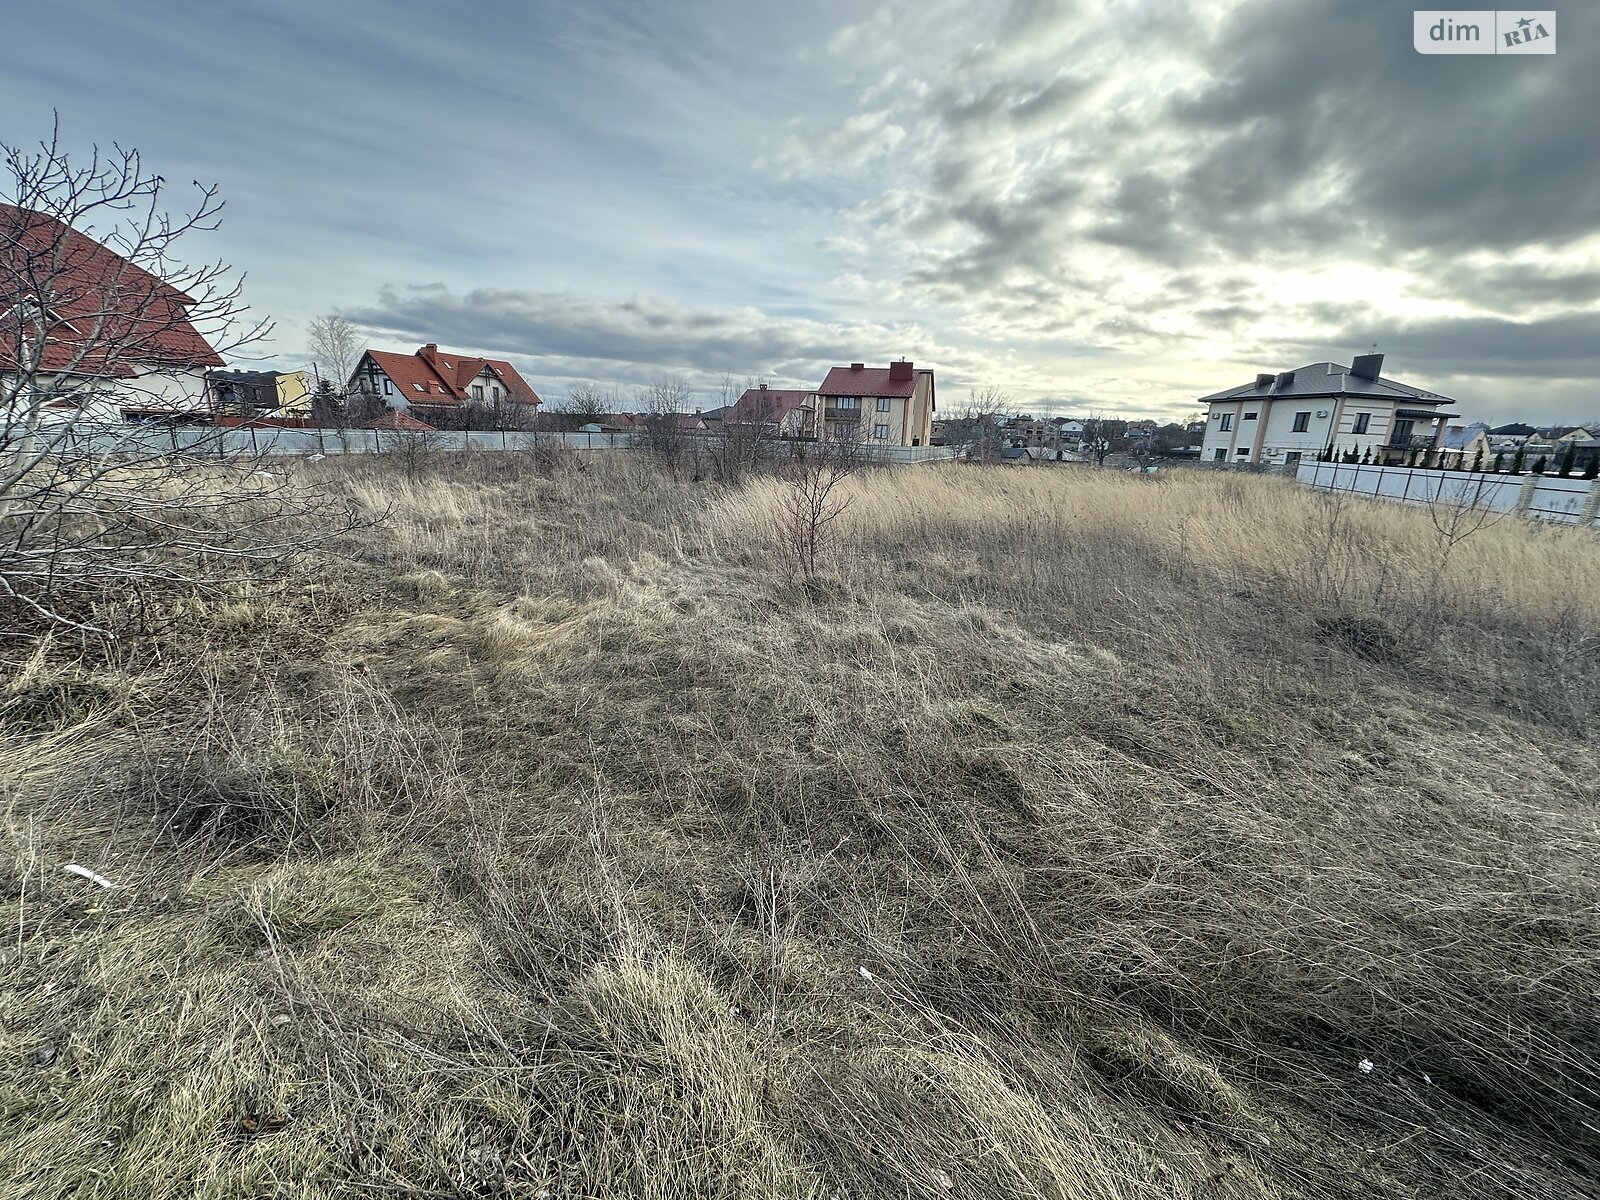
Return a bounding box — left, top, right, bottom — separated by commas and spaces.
1382, 435, 1437, 451
824, 407, 861, 421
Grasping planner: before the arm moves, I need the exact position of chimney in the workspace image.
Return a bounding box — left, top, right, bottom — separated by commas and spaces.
420, 343, 438, 363
1351, 352, 1384, 381
759, 382, 768, 391
889, 359, 913, 382
1255, 373, 1274, 389
850, 362, 865, 371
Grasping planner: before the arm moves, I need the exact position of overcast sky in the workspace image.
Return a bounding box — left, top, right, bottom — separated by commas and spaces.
4, 0, 1596, 422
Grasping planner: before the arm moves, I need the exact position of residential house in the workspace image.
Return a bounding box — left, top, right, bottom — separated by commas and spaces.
348, 342, 540, 427
209, 368, 312, 417
1435, 422, 1493, 469
1198, 354, 1458, 468
815, 359, 936, 446
1005, 415, 1047, 446
1487, 422, 1538, 455
728, 384, 816, 437
2, 203, 224, 423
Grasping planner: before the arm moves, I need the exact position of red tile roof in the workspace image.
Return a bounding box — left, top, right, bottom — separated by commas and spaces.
0, 204, 225, 377
358, 343, 541, 408
816, 361, 920, 398
362, 409, 436, 431
730, 386, 814, 423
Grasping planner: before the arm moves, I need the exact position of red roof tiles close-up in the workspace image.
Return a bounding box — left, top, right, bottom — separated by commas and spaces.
0, 204, 225, 377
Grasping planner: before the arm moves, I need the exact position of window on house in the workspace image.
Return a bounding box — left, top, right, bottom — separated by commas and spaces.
1292, 411, 1310, 432
412, 383, 425, 392
839, 397, 858, 409
472, 384, 484, 400
492, 387, 502, 401
1213, 448, 1226, 461
1244, 411, 1258, 421
1236, 449, 1249, 457
1352, 412, 1371, 434
383, 379, 393, 395
1220, 414, 1233, 431
874, 424, 889, 439
876, 397, 891, 412
1285, 451, 1303, 468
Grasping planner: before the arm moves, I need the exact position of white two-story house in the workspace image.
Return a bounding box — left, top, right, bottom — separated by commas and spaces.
1199, 354, 1458, 468
346, 342, 540, 426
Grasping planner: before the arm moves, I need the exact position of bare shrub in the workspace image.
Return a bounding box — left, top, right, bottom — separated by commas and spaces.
775, 435, 857, 576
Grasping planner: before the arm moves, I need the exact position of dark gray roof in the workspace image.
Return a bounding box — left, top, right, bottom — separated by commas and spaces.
1199, 362, 1453, 405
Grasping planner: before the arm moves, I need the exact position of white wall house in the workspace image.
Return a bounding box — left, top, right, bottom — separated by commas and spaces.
1198, 354, 1458, 468
3, 204, 224, 426
347, 343, 541, 424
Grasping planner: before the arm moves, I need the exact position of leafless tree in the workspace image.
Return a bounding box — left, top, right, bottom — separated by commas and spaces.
306, 312, 361, 395
564, 382, 608, 423
948, 387, 1010, 463
638, 374, 695, 473
776, 434, 857, 577
386, 426, 447, 482
1080, 413, 1130, 467
1, 123, 356, 633
706, 373, 780, 484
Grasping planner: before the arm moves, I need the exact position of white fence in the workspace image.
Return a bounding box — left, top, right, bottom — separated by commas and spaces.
1296, 459, 1600, 526
40, 423, 964, 466
45, 425, 644, 457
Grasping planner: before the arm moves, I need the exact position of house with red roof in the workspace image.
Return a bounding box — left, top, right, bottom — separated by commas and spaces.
1, 204, 225, 423
727, 384, 816, 438
347, 342, 540, 427
814, 360, 935, 447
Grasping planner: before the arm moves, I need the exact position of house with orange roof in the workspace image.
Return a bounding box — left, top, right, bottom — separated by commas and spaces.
2, 203, 225, 424
346, 342, 540, 428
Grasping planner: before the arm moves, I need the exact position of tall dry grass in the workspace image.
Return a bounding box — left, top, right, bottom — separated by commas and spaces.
2, 453, 1596, 1199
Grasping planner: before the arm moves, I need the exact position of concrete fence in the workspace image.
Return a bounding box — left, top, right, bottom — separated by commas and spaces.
45, 425, 645, 457
40, 424, 964, 467
1296, 459, 1600, 527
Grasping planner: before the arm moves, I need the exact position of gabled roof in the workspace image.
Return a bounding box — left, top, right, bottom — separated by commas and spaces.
426, 347, 540, 405
1, 203, 225, 377
357, 344, 541, 407
817, 362, 928, 398
730, 386, 813, 423
1490, 422, 1537, 436
1199, 361, 1453, 405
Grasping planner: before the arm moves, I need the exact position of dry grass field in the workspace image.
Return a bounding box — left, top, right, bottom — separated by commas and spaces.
3, 453, 1598, 1199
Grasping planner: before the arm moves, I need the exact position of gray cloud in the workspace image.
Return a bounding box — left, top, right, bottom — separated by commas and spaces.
340, 284, 1013, 404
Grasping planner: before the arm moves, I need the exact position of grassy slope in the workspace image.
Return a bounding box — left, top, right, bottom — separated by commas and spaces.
3, 457, 1598, 1199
